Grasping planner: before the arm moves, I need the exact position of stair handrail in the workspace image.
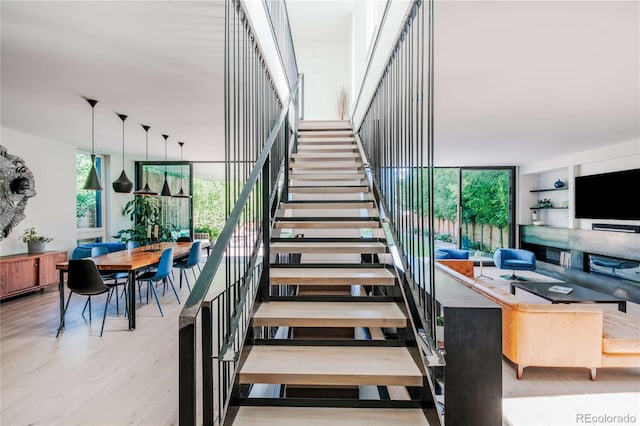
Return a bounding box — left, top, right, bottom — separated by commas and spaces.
178, 73, 302, 425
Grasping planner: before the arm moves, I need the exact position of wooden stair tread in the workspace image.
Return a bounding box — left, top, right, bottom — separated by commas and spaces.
289, 173, 365, 180
274, 220, 380, 229
292, 152, 360, 159
298, 137, 356, 143
239, 345, 424, 386
298, 121, 352, 131
289, 180, 366, 187
296, 145, 358, 151
281, 201, 374, 209
231, 406, 430, 426
290, 161, 363, 169
288, 185, 370, 194
270, 267, 395, 285
298, 130, 354, 137
252, 301, 407, 327
270, 241, 387, 254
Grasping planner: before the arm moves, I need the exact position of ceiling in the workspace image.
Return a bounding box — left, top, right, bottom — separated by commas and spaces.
1, 1, 225, 162
1, 0, 638, 168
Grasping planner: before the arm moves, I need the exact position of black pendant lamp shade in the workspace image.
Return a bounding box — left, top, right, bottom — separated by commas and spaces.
83, 98, 103, 191
112, 113, 134, 193
160, 134, 172, 197
173, 142, 191, 198
133, 125, 158, 196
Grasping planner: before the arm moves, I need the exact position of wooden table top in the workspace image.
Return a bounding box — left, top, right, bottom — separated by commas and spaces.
56, 242, 194, 271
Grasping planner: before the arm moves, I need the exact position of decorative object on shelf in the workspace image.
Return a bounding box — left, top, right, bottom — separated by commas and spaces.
173, 142, 191, 199
537, 198, 553, 208
83, 98, 102, 191
337, 87, 347, 120
112, 113, 134, 193
160, 134, 172, 197
531, 210, 539, 221
0, 145, 37, 240
533, 220, 544, 226
20, 227, 53, 253
133, 125, 158, 196
554, 179, 565, 188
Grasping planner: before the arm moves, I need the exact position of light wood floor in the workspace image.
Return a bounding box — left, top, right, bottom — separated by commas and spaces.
1, 266, 639, 425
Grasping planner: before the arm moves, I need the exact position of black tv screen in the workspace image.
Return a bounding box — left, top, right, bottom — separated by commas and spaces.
574, 168, 640, 220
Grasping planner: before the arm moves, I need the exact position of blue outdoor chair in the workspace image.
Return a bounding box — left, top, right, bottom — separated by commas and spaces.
173, 240, 202, 292
135, 248, 177, 317
493, 248, 536, 281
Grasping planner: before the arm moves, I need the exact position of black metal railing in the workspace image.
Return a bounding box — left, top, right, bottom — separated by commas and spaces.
264, 0, 299, 90
178, 0, 301, 424
357, 0, 438, 342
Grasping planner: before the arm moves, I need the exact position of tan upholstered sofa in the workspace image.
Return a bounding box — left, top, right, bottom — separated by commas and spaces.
436, 259, 640, 380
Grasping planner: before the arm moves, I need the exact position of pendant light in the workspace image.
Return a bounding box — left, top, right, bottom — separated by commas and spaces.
160, 134, 172, 197
173, 141, 191, 198
83, 98, 102, 190
112, 113, 134, 193
133, 125, 158, 196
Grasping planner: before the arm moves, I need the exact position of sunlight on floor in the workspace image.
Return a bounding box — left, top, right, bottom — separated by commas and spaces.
503, 392, 640, 426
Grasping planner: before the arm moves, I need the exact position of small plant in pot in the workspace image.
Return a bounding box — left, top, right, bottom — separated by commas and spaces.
20, 227, 53, 254
435, 315, 445, 344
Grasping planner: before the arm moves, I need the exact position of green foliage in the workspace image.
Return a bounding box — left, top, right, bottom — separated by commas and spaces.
436, 315, 445, 326
76, 154, 96, 219
193, 178, 226, 239
20, 227, 53, 243
118, 196, 176, 244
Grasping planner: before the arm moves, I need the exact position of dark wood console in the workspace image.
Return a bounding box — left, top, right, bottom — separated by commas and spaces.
0, 251, 68, 300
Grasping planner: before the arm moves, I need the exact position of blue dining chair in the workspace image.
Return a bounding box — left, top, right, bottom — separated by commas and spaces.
173, 240, 202, 292
135, 248, 177, 317
127, 240, 141, 249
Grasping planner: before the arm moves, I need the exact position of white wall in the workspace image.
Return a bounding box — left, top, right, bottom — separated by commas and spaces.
0, 126, 138, 256
297, 41, 351, 120
1, 127, 77, 255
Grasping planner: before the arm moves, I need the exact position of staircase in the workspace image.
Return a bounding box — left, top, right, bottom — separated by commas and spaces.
226, 120, 434, 425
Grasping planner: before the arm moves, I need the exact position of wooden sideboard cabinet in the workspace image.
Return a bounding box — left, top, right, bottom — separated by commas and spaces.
0, 250, 68, 300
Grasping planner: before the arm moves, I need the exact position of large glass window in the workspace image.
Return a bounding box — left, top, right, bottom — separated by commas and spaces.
460, 168, 514, 254
76, 152, 105, 243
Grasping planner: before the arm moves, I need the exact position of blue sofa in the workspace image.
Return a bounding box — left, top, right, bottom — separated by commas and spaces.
435, 248, 469, 260
73, 242, 127, 259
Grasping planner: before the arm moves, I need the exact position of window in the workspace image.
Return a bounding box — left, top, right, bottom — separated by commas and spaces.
76, 152, 106, 243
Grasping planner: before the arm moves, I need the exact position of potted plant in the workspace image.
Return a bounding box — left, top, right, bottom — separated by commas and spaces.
435, 315, 445, 345
20, 227, 53, 254
118, 196, 178, 245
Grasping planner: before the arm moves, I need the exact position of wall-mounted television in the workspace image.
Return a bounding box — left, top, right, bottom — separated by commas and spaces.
574, 168, 640, 220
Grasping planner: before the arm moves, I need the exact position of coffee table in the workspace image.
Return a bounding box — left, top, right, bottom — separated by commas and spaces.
510, 281, 627, 312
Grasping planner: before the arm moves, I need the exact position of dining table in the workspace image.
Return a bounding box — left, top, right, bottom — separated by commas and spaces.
56, 241, 194, 331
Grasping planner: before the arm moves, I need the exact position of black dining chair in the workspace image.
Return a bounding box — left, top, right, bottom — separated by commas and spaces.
90, 246, 128, 316
57, 259, 115, 337
176, 236, 192, 242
